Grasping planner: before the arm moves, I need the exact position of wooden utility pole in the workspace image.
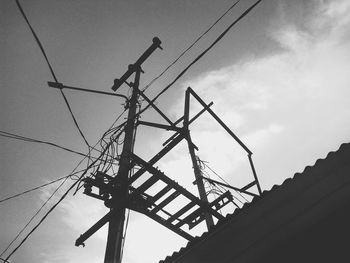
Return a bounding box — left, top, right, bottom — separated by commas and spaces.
105, 38, 162, 263
73, 37, 262, 263
104, 69, 140, 263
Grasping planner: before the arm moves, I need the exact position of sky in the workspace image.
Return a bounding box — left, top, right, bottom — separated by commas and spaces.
1, 0, 350, 262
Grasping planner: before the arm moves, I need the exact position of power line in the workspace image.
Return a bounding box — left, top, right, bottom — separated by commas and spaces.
3, 164, 92, 261
142, 0, 241, 92
0, 162, 102, 258
0, 175, 71, 205
14, 0, 58, 83
139, 0, 263, 117
2, 110, 127, 261
7, 0, 263, 260
0, 177, 69, 258
0, 131, 89, 158
15, 0, 90, 150
59, 90, 91, 149
0, 118, 125, 258
204, 162, 249, 203
0, 166, 101, 205
3, 132, 119, 262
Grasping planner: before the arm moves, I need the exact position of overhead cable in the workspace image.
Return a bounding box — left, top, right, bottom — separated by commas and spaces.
3, 111, 127, 261
3, 134, 118, 262
0, 175, 70, 205
140, 0, 263, 116
1, 122, 120, 259
0, 166, 101, 205
0, 177, 69, 258
0, 130, 89, 158
205, 162, 249, 203
15, 0, 91, 150
142, 0, 241, 92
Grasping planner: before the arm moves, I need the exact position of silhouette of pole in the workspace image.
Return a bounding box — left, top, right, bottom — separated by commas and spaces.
104, 69, 140, 263
105, 37, 162, 263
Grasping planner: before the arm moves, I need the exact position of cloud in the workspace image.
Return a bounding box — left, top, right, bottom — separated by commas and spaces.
34, 1, 350, 262
39, 179, 108, 239
321, 0, 350, 28
37, 180, 108, 263
167, 0, 350, 189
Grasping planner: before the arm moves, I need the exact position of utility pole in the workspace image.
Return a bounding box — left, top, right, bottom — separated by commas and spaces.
73, 37, 262, 263
104, 69, 140, 263
104, 37, 162, 263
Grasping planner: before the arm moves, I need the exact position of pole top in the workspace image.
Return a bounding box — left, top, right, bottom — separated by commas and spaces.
111, 37, 162, 91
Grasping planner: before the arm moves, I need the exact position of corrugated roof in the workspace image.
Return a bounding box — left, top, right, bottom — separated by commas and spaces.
159, 142, 350, 263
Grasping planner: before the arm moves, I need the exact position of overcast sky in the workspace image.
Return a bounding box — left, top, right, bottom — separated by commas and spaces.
1, 0, 350, 262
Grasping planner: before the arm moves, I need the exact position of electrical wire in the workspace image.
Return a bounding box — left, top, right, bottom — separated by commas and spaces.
138, 0, 263, 118
15, 0, 91, 150
0, 166, 100, 205
59, 90, 91, 150
0, 130, 89, 158
204, 162, 249, 203
0, 175, 71, 205
196, 155, 246, 207
0, 159, 100, 258
4, 1, 127, 260
3, 136, 117, 262
142, 0, 241, 93
73, 110, 127, 195
7, 0, 263, 259
2, 108, 127, 260
0, 177, 69, 258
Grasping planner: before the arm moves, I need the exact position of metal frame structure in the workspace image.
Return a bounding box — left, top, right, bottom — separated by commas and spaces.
67, 37, 262, 263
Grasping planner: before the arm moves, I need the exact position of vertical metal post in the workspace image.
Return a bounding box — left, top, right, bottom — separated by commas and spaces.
184, 89, 214, 230
248, 154, 262, 195
104, 69, 141, 263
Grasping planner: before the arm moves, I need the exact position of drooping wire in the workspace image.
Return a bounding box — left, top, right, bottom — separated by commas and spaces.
204, 161, 249, 203
0, 130, 90, 158
0, 175, 70, 205
0, 177, 69, 258
59, 91, 91, 150
2, 107, 127, 260
7, 0, 264, 259
142, 0, 241, 93
73, 109, 128, 195
0, 161, 100, 258
15, 0, 91, 150
138, 0, 263, 118
0, 111, 127, 203
3, 134, 118, 262
0, 166, 100, 205
14, 0, 57, 83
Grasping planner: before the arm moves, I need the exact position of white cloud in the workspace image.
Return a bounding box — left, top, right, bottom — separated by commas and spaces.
36, 1, 350, 262
167, 0, 350, 190
39, 180, 109, 239
322, 0, 350, 27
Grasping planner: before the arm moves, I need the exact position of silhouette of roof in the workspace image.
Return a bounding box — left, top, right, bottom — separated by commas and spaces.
160, 142, 350, 263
